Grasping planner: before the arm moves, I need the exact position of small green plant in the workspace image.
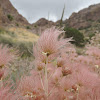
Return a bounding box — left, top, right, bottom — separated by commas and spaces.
26, 26, 31, 29
64, 27, 85, 47
0, 28, 5, 34
88, 33, 95, 39
16, 23, 19, 27
7, 14, 14, 21
34, 24, 38, 28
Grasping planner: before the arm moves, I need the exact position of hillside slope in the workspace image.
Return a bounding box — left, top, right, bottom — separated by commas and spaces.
65, 3, 100, 29
0, 0, 30, 27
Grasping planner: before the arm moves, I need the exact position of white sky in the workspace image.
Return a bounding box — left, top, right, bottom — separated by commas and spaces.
10, 0, 100, 23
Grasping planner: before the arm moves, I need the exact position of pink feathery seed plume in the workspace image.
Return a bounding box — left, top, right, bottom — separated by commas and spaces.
86, 46, 100, 58
33, 27, 71, 62
73, 79, 100, 100
72, 66, 100, 88
76, 55, 95, 66
0, 68, 9, 81
0, 85, 24, 100
0, 44, 17, 86
57, 57, 66, 68
59, 76, 77, 100
0, 70, 4, 80
0, 44, 17, 68
19, 27, 100, 100
34, 60, 45, 71
78, 87, 100, 100
17, 70, 45, 100
51, 67, 62, 83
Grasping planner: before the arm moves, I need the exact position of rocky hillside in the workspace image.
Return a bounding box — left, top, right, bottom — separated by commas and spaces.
0, 0, 30, 27
33, 18, 54, 26
65, 3, 100, 30
32, 18, 55, 34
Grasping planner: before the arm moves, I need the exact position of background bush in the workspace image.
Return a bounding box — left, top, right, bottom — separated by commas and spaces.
26, 26, 31, 29
7, 14, 14, 21
64, 26, 85, 47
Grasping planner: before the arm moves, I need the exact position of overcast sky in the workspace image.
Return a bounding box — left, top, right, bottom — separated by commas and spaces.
10, 0, 100, 24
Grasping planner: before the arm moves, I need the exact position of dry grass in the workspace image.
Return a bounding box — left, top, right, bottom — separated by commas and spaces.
7, 27, 38, 42
0, 27, 39, 57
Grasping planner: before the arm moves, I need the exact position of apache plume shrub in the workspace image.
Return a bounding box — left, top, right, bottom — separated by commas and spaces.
0, 44, 16, 67
0, 85, 25, 100
64, 27, 85, 47
1, 27, 100, 100
0, 44, 20, 100
0, 44, 17, 81
17, 27, 100, 100
0, 44, 17, 82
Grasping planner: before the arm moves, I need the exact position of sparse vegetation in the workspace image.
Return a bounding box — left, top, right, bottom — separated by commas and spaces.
26, 26, 31, 29
16, 23, 19, 27
7, 14, 14, 21
0, 27, 38, 57
34, 24, 38, 28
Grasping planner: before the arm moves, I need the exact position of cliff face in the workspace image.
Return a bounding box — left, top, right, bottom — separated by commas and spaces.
65, 3, 100, 29
0, 0, 30, 26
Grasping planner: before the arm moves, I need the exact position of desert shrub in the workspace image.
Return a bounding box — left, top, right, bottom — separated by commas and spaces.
16, 23, 19, 27
64, 26, 85, 47
0, 44, 24, 99
15, 41, 33, 58
7, 14, 14, 21
0, 35, 14, 46
0, 28, 5, 34
34, 24, 38, 28
0, 34, 33, 58
1, 27, 100, 100
26, 26, 31, 29
17, 28, 100, 100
